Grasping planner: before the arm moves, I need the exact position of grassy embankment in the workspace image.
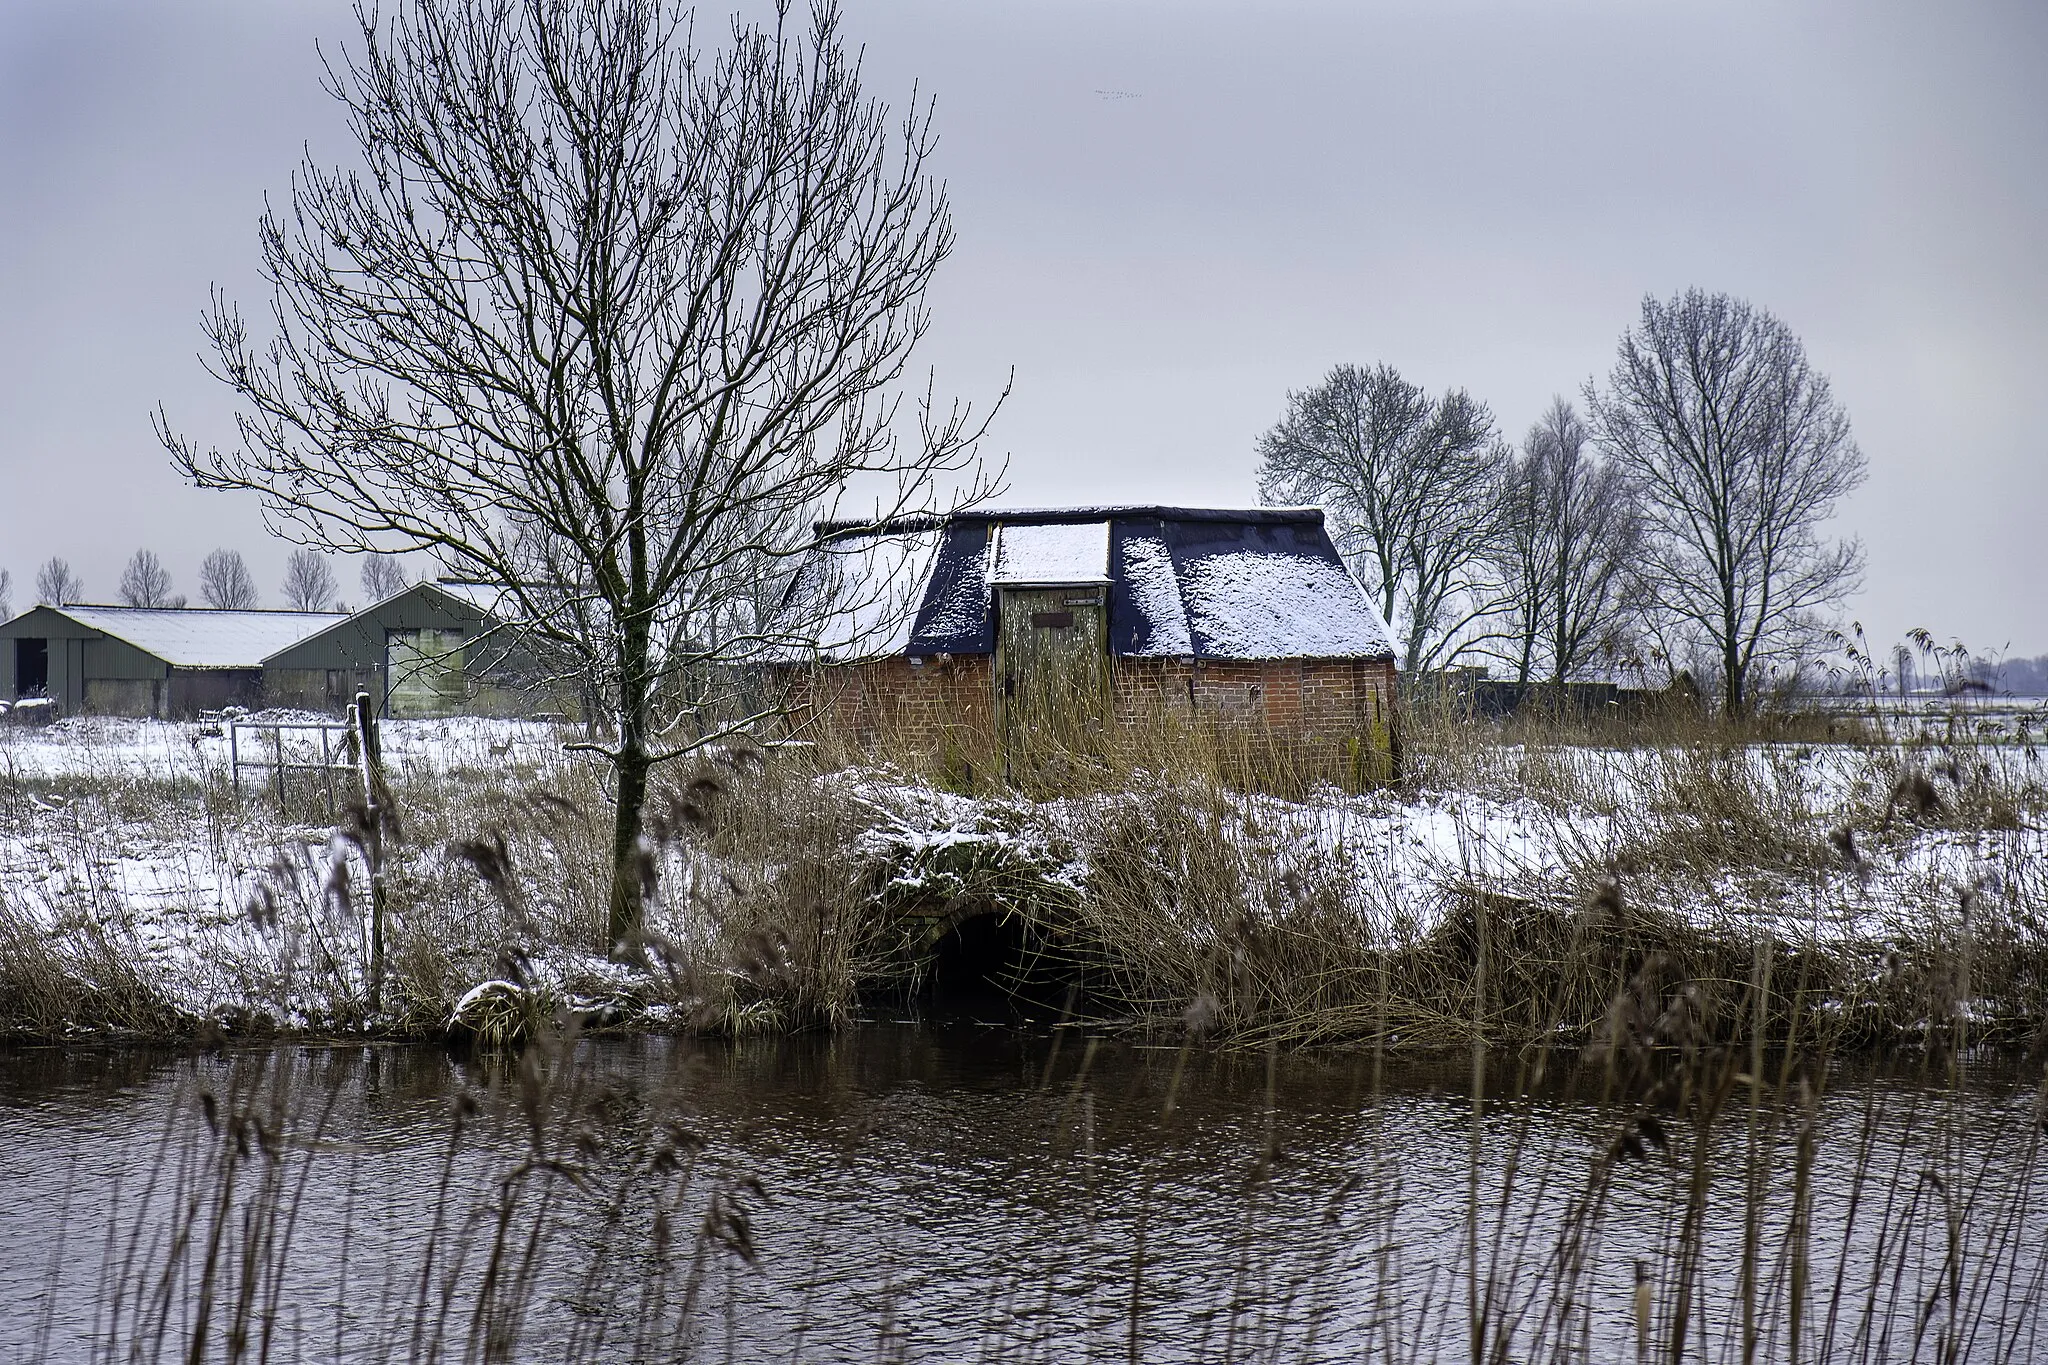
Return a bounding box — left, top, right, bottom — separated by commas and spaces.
0, 690, 2042, 1050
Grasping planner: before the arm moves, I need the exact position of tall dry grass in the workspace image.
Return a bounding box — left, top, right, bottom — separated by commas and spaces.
43, 988, 2048, 1362
1, 684, 2043, 1055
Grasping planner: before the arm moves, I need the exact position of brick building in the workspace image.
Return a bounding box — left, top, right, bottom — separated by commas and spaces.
780, 506, 1398, 780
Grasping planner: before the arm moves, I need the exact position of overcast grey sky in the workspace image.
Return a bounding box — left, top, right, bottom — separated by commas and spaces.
1, 0, 2042, 656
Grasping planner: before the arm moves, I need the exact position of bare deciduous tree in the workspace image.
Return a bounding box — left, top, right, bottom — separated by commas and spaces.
1491, 398, 1640, 684
359, 555, 411, 602
0, 568, 11, 621
1255, 362, 1509, 672
280, 549, 339, 612
118, 550, 184, 608
1589, 289, 1865, 712
158, 0, 997, 941
36, 557, 82, 607
198, 548, 260, 609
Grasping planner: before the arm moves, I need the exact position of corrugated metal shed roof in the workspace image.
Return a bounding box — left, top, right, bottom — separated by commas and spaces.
54, 606, 348, 668
804, 508, 1395, 662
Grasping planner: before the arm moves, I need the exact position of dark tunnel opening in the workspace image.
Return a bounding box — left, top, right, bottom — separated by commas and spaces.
921, 911, 1082, 1020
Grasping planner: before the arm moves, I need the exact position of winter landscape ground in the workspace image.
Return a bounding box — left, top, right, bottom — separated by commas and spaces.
2, 699, 2042, 1050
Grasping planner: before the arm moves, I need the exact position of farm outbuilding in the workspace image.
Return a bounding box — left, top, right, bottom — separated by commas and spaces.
780, 506, 1399, 780
262, 580, 515, 717
0, 604, 346, 718
0, 581, 566, 720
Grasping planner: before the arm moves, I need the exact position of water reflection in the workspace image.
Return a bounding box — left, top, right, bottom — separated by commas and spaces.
0, 1028, 2041, 1362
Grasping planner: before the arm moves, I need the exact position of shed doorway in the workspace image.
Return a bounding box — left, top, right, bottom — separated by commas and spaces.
386, 628, 466, 716
14, 638, 48, 697
995, 585, 1108, 779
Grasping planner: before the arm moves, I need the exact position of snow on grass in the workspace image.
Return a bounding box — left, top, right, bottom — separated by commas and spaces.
3, 715, 2042, 1033
0, 714, 575, 782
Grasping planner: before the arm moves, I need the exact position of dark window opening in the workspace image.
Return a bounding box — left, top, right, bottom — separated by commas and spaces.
1030, 610, 1074, 629
15, 638, 48, 696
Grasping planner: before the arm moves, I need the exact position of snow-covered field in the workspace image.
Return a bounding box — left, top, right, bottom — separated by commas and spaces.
0, 712, 573, 783
842, 750, 2044, 949
1, 713, 2043, 1035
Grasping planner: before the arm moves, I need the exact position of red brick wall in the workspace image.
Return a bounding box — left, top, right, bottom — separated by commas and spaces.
1109, 656, 1395, 737
778, 653, 1397, 777
781, 655, 996, 755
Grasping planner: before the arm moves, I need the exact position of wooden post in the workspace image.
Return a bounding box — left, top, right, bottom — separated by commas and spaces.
320, 726, 336, 816
273, 726, 286, 810
229, 722, 241, 799
354, 691, 389, 1016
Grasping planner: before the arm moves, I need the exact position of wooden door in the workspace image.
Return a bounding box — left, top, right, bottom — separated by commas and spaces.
996, 586, 1108, 779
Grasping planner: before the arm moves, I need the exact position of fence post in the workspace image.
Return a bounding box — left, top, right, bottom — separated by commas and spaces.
229, 722, 241, 800
354, 690, 390, 1016
320, 725, 335, 816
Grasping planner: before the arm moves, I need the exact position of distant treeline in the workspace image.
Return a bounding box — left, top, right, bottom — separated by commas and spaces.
1987, 654, 2048, 696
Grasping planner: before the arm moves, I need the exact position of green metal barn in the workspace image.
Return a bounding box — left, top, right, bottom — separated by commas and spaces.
262, 580, 514, 717
1, 582, 567, 720
0, 604, 346, 717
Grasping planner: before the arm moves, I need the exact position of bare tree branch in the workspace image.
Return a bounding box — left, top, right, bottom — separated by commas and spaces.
35, 558, 83, 607
117, 550, 184, 609
280, 549, 340, 611
359, 553, 412, 601
199, 548, 261, 609
1588, 289, 1865, 712
1254, 362, 1509, 672
1489, 398, 1641, 684
157, 0, 1000, 941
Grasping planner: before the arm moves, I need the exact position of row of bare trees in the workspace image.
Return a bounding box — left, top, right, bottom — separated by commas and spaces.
2, 549, 414, 613
1256, 289, 1868, 711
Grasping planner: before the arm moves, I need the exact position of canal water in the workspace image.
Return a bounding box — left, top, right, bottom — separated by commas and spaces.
1, 1025, 2042, 1362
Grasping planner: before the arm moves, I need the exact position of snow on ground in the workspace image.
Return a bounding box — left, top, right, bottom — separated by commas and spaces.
2, 715, 2042, 1026
0, 714, 574, 782
0, 715, 587, 1024
836, 741, 2047, 956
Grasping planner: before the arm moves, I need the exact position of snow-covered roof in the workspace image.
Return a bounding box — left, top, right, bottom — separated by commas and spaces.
1178, 551, 1390, 658
785, 530, 948, 659
988, 521, 1110, 585
49, 605, 349, 669
795, 508, 1395, 662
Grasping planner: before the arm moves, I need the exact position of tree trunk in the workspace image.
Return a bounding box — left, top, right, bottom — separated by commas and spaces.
607, 617, 654, 946
608, 742, 649, 947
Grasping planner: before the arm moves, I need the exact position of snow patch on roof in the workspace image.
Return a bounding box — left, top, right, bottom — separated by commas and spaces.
56, 606, 348, 669
989, 521, 1110, 585
1118, 535, 1192, 656
1179, 551, 1394, 659
920, 533, 990, 642
806, 531, 943, 659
